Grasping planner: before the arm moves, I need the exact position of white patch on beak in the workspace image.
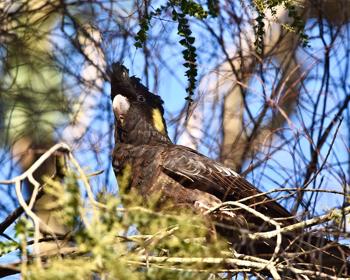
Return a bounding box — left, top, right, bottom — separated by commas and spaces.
113, 94, 130, 124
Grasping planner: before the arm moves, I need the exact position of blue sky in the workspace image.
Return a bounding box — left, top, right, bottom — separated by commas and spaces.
0, 3, 350, 278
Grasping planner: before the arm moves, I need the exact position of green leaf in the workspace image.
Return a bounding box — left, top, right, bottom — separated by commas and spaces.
179, 38, 187, 45
134, 42, 142, 48
187, 37, 195, 44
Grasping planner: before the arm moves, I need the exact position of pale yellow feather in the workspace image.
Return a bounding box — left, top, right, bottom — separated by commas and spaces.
152, 108, 166, 134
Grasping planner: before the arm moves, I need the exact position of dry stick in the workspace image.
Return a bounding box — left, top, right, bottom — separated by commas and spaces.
0, 143, 70, 185
250, 204, 350, 240
204, 198, 350, 240
253, 207, 344, 240
0, 247, 80, 278
0, 201, 345, 279
135, 226, 179, 252
133, 255, 271, 272
66, 152, 107, 237
27, 173, 40, 209
223, 186, 348, 228
204, 200, 350, 277
0, 251, 343, 280
204, 200, 282, 279
0, 143, 346, 278
0, 264, 21, 278
0, 142, 106, 274
236, 187, 346, 204
0, 143, 71, 266
68, 153, 106, 209
0, 171, 105, 235
131, 255, 347, 280
303, 117, 343, 190
0, 189, 44, 234
0, 141, 105, 233
294, 95, 350, 213
14, 180, 41, 267
234, 186, 347, 224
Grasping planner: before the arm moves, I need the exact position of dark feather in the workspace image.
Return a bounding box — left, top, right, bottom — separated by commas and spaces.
161, 145, 294, 226
110, 62, 350, 276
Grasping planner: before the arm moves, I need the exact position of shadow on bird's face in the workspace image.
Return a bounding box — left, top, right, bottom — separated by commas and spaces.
110, 62, 168, 136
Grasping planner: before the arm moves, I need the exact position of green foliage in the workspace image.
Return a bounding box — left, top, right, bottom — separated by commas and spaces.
0, 219, 32, 260
14, 218, 33, 260
45, 174, 81, 228
254, 11, 266, 55
283, 1, 309, 47
173, 9, 197, 105
134, 0, 219, 112
0, 240, 18, 257
207, 0, 219, 17
0, 5, 68, 145
15, 218, 33, 241
134, 0, 309, 114
253, 0, 309, 54
1, 173, 228, 279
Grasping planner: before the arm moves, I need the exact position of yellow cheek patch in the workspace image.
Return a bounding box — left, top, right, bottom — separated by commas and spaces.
117, 163, 132, 193
152, 108, 166, 134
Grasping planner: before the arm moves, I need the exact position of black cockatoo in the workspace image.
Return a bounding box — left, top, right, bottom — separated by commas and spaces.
110, 62, 349, 277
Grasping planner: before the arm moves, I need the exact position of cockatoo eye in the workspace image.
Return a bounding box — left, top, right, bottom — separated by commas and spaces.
113, 94, 130, 124
137, 95, 146, 102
